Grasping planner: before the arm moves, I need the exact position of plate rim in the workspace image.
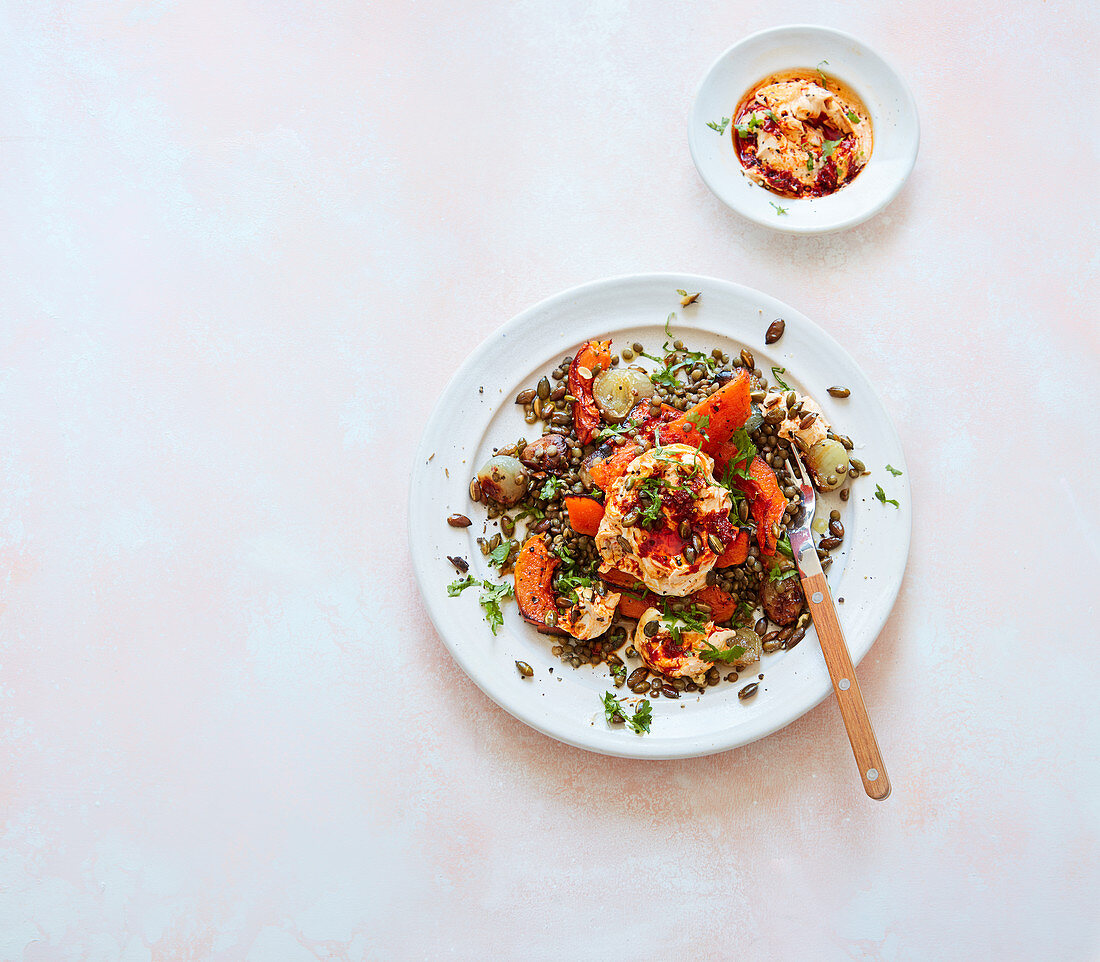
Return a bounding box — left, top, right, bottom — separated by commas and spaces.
687, 23, 921, 235
409, 272, 911, 759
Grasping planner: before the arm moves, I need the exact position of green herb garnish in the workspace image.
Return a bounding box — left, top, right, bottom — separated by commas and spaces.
707, 117, 731, 135
846, 110, 860, 124
676, 289, 701, 307
771, 366, 792, 391
448, 576, 514, 634
602, 692, 653, 734
768, 565, 796, 583
821, 137, 843, 160
770, 202, 789, 216
886, 464, 903, 477
816, 60, 829, 86
727, 428, 757, 479
776, 535, 793, 558
487, 539, 518, 569
447, 575, 477, 597
698, 642, 747, 663
875, 484, 900, 508
538, 476, 566, 500
805, 152, 815, 173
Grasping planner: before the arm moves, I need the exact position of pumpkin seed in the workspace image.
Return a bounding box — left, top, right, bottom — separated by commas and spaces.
765, 319, 785, 344
849, 457, 866, 473
836, 434, 854, 450
827, 386, 850, 398
447, 555, 468, 572
447, 514, 472, 527
469, 478, 482, 502
738, 501, 749, 523
840, 488, 850, 501
550, 386, 566, 401
783, 626, 806, 649
765, 407, 785, 424
661, 685, 680, 699
754, 617, 768, 635
740, 348, 755, 371
515, 389, 536, 404
524, 411, 538, 424
537, 377, 551, 399
622, 507, 640, 526
627, 667, 648, 686
532, 397, 544, 419
617, 536, 632, 553
762, 640, 783, 653
829, 519, 844, 538
750, 389, 766, 402
708, 534, 724, 554
738, 682, 759, 700
819, 536, 842, 550
515, 661, 534, 677
799, 413, 817, 430
501, 515, 515, 537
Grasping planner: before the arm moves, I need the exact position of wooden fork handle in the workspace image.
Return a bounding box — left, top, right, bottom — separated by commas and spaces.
800, 571, 891, 800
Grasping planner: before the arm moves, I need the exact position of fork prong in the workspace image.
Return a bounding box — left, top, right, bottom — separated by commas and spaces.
789, 447, 811, 486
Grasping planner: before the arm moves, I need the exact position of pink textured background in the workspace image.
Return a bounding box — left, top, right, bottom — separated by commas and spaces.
2, 1, 1097, 959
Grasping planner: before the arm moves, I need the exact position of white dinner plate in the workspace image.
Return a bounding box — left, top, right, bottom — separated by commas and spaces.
409, 274, 910, 759
688, 25, 920, 234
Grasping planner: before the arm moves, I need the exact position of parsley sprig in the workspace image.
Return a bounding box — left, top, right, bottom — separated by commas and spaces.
602, 692, 653, 734
706, 117, 730, 135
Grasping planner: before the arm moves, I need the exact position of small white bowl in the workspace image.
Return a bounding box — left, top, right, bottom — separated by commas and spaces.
688, 25, 920, 234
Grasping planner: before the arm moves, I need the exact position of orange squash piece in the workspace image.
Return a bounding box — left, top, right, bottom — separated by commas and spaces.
564, 495, 605, 536
715, 528, 749, 567
512, 535, 564, 635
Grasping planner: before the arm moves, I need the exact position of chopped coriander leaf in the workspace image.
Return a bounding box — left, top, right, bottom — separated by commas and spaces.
628, 699, 653, 734
771, 366, 792, 391
664, 312, 676, 338
735, 114, 765, 137
449, 576, 514, 634
538, 476, 566, 500
699, 643, 747, 663
886, 464, 903, 477
512, 505, 545, 522
776, 535, 793, 558
726, 428, 757, 479
447, 575, 478, 596
821, 137, 843, 160
487, 539, 517, 569
768, 566, 796, 583
875, 484, 900, 508
770, 202, 789, 216
706, 117, 731, 135
805, 152, 815, 173
610, 662, 626, 680
816, 60, 829, 86
846, 110, 860, 124
602, 692, 652, 734
478, 580, 514, 634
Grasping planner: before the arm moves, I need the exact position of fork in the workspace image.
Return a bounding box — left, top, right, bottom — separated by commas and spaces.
785, 447, 891, 800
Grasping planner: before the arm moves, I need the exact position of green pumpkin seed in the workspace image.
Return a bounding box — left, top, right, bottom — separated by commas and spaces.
515, 661, 534, 677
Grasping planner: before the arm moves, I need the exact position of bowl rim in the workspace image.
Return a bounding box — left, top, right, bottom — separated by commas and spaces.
687, 23, 921, 235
